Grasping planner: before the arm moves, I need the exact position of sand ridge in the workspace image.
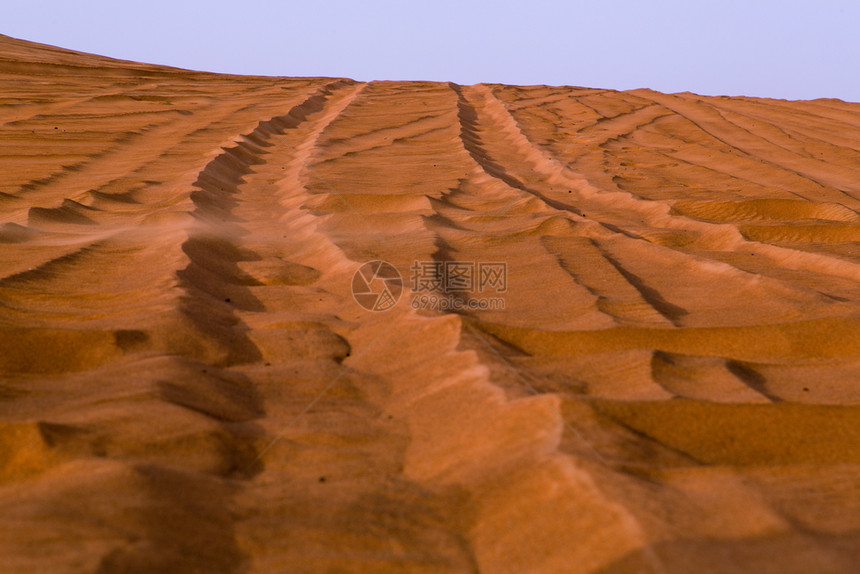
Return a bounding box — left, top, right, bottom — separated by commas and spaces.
2, 34, 860, 572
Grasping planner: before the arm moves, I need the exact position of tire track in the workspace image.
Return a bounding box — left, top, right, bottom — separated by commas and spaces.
458, 83, 860, 311
637, 90, 860, 200
4, 33, 860, 573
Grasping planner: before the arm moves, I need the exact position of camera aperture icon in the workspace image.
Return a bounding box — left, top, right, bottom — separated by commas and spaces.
351, 260, 403, 312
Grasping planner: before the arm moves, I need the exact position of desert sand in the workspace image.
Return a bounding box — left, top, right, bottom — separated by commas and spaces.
1, 33, 860, 573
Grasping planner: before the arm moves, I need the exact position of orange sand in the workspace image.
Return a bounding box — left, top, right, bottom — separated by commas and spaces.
2, 34, 860, 573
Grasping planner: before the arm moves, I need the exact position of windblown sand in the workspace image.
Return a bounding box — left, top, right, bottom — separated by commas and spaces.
2, 34, 860, 573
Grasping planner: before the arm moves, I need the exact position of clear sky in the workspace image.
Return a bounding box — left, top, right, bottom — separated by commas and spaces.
4, 0, 859, 102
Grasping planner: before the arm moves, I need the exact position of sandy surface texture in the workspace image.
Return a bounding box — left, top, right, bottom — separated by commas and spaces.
2, 34, 860, 573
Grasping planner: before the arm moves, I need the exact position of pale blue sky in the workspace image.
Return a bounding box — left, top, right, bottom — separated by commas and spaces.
5, 0, 859, 102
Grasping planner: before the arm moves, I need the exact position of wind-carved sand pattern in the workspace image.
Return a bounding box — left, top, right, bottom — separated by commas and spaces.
2, 34, 860, 573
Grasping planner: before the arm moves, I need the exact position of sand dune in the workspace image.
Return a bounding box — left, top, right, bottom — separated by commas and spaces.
2, 34, 860, 573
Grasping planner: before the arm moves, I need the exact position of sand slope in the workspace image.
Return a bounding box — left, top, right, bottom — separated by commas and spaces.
2, 34, 860, 573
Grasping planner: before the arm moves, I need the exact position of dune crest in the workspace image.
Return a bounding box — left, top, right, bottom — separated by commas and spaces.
2, 34, 860, 573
